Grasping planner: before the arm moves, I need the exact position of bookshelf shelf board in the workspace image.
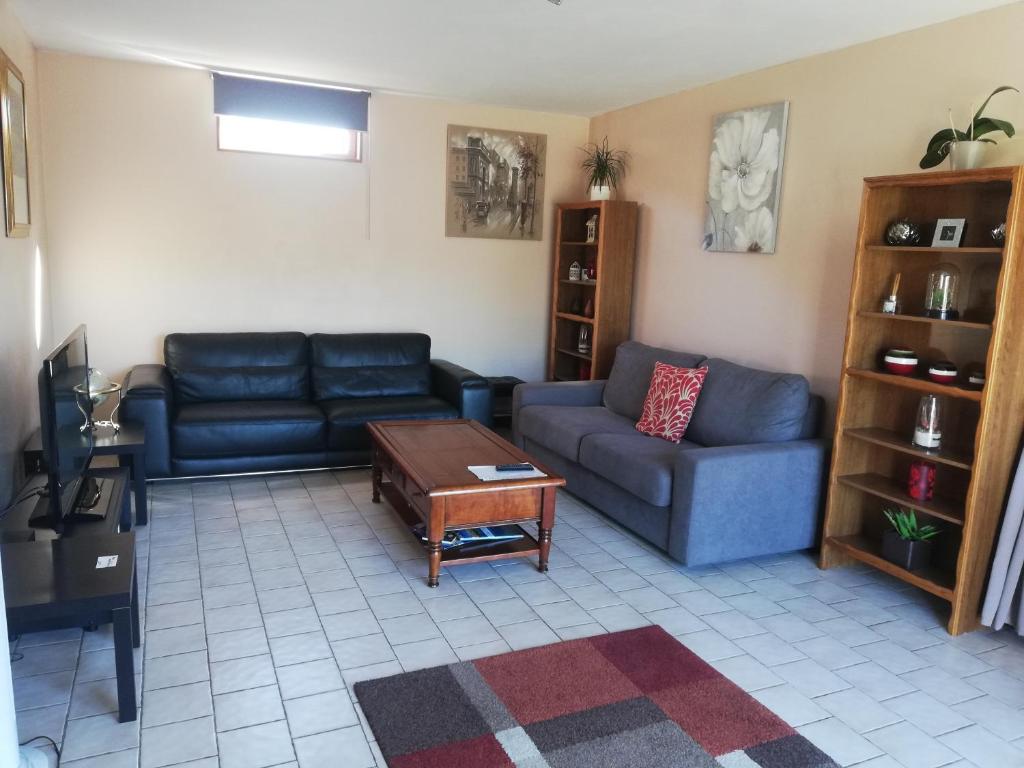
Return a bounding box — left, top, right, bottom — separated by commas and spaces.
555, 312, 595, 324
866, 245, 1003, 255
826, 535, 955, 601
844, 427, 973, 471
837, 472, 965, 526
555, 347, 592, 362
846, 368, 983, 402
857, 311, 992, 332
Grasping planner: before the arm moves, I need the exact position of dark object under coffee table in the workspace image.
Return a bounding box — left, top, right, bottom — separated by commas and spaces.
368, 419, 565, 587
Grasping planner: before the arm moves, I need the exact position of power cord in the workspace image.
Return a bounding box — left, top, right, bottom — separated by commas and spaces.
1, 487, 45, 518
19, 734, 60, 765
0, 485, 46, 518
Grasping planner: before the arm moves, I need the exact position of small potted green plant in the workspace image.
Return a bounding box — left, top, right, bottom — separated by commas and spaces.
882, 507, 940, 571
580, 137, 627, 200
919, 86, 1018, 171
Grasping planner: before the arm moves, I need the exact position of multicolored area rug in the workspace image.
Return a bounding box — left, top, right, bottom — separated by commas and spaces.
354, 625, 838, 767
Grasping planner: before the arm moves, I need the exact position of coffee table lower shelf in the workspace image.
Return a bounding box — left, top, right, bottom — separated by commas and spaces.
379, 482, 541, 567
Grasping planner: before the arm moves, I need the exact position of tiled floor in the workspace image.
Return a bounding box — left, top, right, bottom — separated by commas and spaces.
10, 469, 1024, 767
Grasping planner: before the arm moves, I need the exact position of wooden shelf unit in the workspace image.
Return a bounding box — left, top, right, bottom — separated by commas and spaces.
820, 166, 1024, 635
547, 201, 638, 382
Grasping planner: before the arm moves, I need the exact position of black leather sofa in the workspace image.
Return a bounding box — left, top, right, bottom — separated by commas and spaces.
120, 332, 492, 478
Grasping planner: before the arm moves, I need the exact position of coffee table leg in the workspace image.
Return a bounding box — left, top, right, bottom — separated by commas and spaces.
426, 541, 442, 587
538, 487, 556, 573
427, 501, 444, 587
371, 448, 382, 504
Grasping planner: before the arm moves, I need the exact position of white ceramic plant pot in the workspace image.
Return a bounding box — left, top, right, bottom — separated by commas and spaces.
589, 185, 612, 201
949, 141, 988, 171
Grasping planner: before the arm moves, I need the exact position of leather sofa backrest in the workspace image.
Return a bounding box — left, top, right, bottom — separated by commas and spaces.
603, 341, 707, 421
309, 333, 431, 400
686, 357, 811, 447
164, 332, 310, 403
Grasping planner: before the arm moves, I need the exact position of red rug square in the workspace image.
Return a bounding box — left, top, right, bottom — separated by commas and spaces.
591, 624, 718, 693
474, 637, 641, 724
390, 735, 514, 768
651, 675, 795, 756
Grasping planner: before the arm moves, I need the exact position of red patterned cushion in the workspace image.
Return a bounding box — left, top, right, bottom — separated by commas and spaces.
635, 362, 708, 443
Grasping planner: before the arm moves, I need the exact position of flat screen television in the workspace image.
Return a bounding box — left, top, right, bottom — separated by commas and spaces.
31, 324, 96, 531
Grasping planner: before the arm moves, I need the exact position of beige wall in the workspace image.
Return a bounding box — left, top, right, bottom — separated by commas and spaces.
589, 2, 1024, 418
37, 52, 589, 382
0, 0, 50, 503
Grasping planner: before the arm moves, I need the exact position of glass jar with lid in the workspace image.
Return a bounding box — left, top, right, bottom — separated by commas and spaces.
924, 263, 961, 320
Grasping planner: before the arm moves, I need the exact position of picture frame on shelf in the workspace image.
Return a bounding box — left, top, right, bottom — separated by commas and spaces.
1, 49, 31, 237
931, 218, 966, 248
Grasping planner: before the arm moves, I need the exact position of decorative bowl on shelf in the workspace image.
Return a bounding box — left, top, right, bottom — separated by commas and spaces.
927, 361, 957, 385
884, 219, 922, 246
966, 365, 986, 389
883, 349, 918, 376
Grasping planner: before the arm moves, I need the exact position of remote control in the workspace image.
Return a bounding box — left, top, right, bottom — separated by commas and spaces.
495, 463, 533, 472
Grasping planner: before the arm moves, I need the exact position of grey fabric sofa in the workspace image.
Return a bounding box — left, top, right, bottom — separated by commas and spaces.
512, 341, 827, 566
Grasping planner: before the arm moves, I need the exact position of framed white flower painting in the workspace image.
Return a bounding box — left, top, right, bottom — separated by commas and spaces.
703, 101, 789, 254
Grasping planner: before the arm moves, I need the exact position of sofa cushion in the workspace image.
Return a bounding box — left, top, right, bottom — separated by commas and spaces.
516, 405, 637, 462
321, 396, 457, 451
165, 332, 310, 403
603, 341, 706, 421
173, 401, 326, 458
635, 363, 708, 443
310, 333, 432, 400
579, 433, 700, 507
174, 367, 309, 403
686, 358, 810, 447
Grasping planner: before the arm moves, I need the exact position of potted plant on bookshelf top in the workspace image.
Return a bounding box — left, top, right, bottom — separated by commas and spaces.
882, 507, 940, 571
581, 137, 628, 200
919, 86, 1018, 171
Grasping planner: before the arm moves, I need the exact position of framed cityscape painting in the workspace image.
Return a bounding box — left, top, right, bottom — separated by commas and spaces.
1, 50, 30, 237
703, 101, 789, 254
446, 125, 546, 240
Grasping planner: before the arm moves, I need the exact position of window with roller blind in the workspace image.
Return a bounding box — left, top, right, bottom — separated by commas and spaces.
213, 72, 369, 161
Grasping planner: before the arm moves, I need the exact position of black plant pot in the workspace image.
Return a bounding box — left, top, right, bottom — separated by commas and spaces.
882, 530, 933, 571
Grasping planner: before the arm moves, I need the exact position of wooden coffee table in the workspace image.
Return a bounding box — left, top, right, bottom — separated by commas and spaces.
367, 419, 565, 587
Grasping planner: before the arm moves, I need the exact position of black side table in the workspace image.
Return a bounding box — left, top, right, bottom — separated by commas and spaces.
3, 533, 140, 722
25, 422, 148, 526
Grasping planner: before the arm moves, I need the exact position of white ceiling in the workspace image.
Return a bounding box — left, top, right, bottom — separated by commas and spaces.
12, 0, 1017, 115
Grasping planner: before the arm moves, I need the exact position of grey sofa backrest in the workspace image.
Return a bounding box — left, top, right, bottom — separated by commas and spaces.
686, 358, 811, 447
603, 341, 707, 421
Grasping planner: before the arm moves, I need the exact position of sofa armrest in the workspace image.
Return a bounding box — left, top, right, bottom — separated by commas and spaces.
669, 439, 828, 566
512, 380, 607, 447
121, 364, 174, 478
430, 360, 493, 427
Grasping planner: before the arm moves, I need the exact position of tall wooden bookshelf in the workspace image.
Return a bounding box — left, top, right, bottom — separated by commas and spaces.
547, 201, 638, 382
820, 166, 1024, 635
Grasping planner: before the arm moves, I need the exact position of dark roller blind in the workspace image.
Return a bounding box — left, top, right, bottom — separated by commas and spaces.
213, 73, 369, 131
